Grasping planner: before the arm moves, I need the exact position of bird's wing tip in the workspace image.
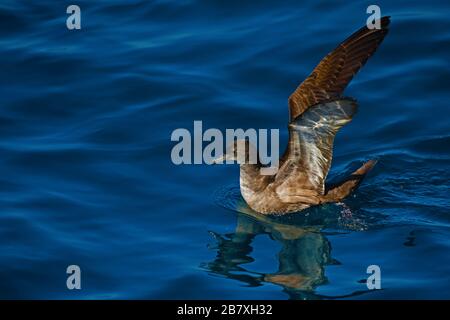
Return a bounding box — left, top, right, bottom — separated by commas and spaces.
381, 16, 391, 28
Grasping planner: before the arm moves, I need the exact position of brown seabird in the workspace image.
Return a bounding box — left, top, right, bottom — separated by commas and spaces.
214, 17, 390, 215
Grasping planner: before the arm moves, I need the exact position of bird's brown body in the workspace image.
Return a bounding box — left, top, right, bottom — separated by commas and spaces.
239, 159, 377, 214
216, 17, 390, 215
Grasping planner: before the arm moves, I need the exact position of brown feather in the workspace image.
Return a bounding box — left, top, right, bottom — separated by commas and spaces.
232, 18, 390, 214
275, 99, 358, 199
287, 16, 390, 120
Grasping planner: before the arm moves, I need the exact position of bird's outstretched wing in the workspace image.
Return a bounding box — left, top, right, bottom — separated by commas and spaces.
275, 17, 390, 201
287, 16, 390, 121
275, 99, 357, 202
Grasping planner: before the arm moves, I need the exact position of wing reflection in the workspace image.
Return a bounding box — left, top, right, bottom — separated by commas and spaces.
202, 203, 372, 299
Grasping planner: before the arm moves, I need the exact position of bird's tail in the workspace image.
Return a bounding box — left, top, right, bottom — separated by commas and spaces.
321, 160, 377, 203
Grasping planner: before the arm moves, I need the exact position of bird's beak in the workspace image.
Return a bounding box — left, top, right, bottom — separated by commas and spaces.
211, 154, 232, 164
212, 155, 225, 165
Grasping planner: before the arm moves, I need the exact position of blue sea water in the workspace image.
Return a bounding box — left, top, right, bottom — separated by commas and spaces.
0, 0, 449, 299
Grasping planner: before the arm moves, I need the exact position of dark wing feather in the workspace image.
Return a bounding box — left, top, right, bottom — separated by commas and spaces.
288, 16, 390, 120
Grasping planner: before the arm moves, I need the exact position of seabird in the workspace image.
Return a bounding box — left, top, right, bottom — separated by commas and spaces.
214, 17, 390, 215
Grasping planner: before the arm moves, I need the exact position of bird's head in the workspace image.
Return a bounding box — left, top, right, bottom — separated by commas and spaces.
212, 139, 258, 165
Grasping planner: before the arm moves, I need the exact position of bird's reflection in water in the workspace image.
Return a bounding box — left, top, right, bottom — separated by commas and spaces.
202, 198, 373, 299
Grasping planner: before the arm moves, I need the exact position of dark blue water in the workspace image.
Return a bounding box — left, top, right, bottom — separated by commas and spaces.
0, 0, 449, 299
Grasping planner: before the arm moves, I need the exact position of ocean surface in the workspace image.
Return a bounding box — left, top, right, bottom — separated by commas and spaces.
0, 0, 449, 299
